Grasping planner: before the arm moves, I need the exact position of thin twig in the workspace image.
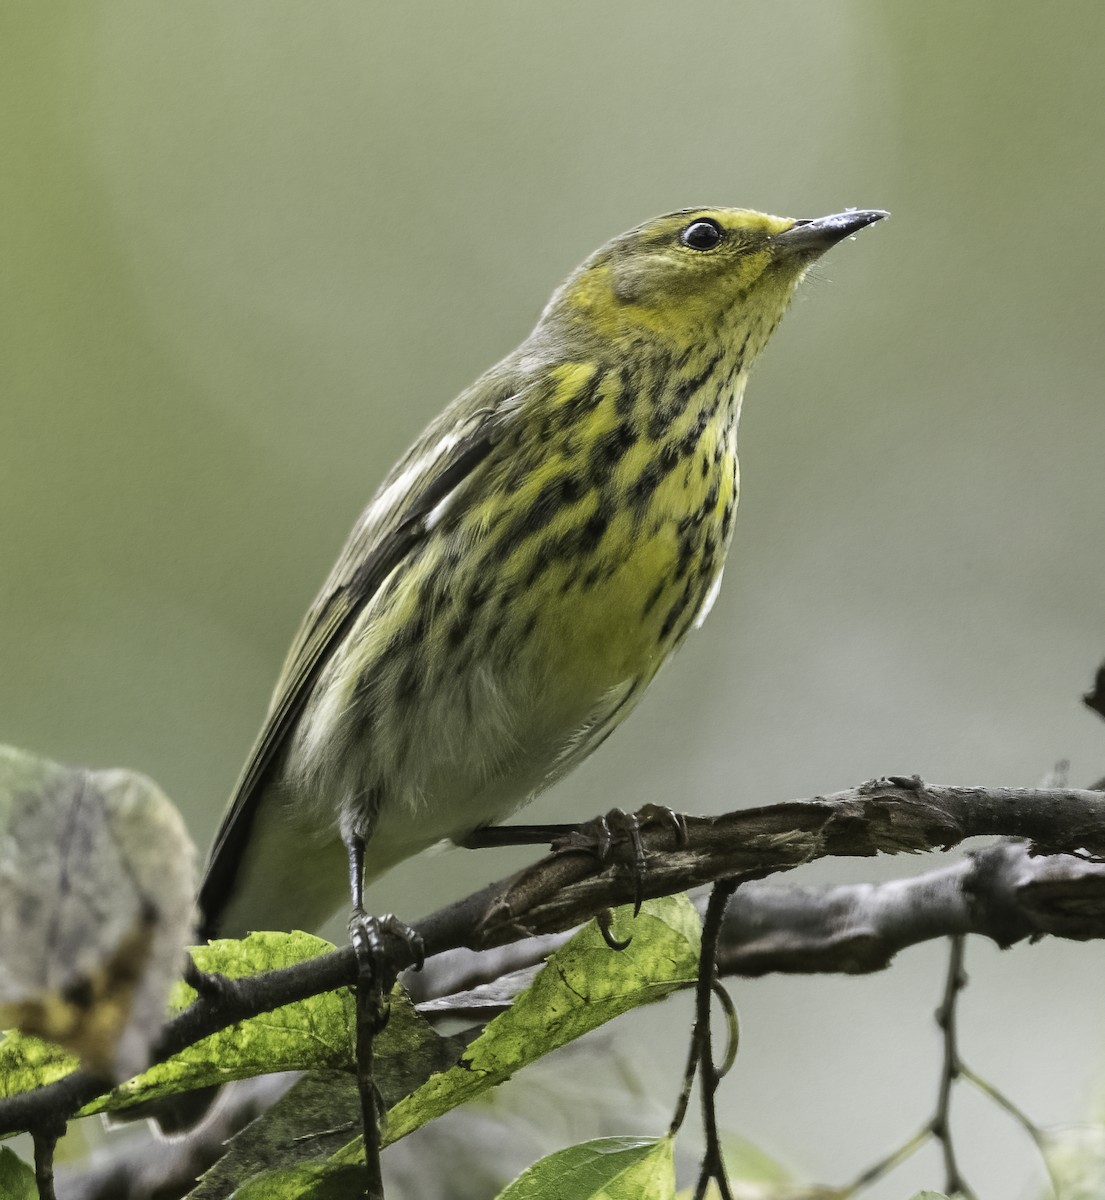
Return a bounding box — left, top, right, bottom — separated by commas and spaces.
959, 1064, 1043, 1146
959, 1065, 1059, 1196
839, 1122, 931, 1195
667, 1015, 699, 1137
32, 1124, 61, 1200
355, 980, 385, 1200
692, 878, 740, 1200
931, 936, 973, 1198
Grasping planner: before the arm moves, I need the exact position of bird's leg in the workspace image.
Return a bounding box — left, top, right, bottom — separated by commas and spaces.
461, 804, 686, 855
459, 822, 580, 848
345, 833, 424, 1200
346, 833, 425, 1025
462, 804, 688, 927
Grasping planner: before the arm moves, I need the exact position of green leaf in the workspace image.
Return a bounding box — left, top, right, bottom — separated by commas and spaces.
228, 1162, 369, 1200
493, 1136, 675, 1200
155, 933, 452, 1116
0, 932, 349, 1115
0, 924, 457, 1135
0, 928, 439, 1122
0, 1031, 79, 1103
319, 895, 699, 1171
382, 895, 699, 1147
908, 1193, 953, 1199
0, 1147, 36, 1200
91, 930, 450, 1126
188, 1029, 472, 1198
174, 930, 348, 1005
84, 931, 358, 1115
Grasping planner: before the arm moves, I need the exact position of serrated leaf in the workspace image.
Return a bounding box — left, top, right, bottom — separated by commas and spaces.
322, 895, 699, 1168
0, 1147, 35, 1199
494, 1135, 675, 1199
0, 745, 196, 1080
228, 1162, 368, 1199
112, 931, 455, 1125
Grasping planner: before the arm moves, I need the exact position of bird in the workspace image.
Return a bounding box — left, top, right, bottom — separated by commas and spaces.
197, 205, 887, 950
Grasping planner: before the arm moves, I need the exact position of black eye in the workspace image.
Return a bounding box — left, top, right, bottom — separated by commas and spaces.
680, 219, 724, 251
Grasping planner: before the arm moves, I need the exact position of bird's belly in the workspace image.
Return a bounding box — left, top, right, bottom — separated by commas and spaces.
396, 470, 736, 824
277, 443, 737, 916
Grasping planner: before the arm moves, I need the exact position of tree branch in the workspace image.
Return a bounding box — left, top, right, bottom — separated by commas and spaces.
714, 838, 1105, 976
409, 839, 1105, 1008
3, 778, 1105, 1137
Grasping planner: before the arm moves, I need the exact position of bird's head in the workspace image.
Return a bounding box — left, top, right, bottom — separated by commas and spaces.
540, 206, 887, 357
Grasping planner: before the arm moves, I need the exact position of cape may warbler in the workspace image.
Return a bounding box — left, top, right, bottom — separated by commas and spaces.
200, 206, 886, 942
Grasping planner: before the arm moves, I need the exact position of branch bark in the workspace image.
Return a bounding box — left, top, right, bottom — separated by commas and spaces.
715, 838, 1105, 976
411, 839, 1105, 1006
3, 778, 1105, 1137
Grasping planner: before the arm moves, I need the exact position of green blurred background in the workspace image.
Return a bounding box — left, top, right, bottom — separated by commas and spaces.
4, 1, 1105, 1194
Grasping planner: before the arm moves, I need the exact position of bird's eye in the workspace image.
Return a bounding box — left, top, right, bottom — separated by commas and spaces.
680, 219, 725, 251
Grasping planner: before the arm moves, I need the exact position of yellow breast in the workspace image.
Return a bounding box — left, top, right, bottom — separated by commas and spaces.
497, 360, 742, 698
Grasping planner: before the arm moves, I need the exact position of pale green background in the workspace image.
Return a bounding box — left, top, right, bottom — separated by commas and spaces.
4, 2, 1105, 1195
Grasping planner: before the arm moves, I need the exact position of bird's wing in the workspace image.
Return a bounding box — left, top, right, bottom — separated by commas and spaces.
198, 379, 521, 936
546, 676, 644, 786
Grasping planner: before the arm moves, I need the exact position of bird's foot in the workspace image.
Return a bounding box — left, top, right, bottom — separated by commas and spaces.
552, 804, 688, 929
348, 910, 425, 1031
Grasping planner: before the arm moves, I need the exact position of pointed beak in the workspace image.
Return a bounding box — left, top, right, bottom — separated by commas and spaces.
772, 209, 889, 257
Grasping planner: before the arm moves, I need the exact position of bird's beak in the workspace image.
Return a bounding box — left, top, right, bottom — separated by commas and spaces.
772, 209, 889, 256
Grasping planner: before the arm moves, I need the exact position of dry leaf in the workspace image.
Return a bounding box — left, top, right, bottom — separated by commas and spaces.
0, 745, 196, 1079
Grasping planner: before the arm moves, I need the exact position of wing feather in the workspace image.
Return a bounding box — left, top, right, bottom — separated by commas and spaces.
198, 383, 518, 936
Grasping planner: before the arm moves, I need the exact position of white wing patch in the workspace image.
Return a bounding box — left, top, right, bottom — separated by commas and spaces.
549, 678, 641, 783
693, 567, 725, 631
365, 428, 466, 535
417, 384, 539, 534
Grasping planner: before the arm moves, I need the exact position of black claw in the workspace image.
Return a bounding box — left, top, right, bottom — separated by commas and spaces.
597, 909, 633, 952
595, 814, 614, 860
637, 803, 688, 845
669, 810, 689, 846
550, 805, 689, 927
626, 814, 648, 917
383, 914, 425, 971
